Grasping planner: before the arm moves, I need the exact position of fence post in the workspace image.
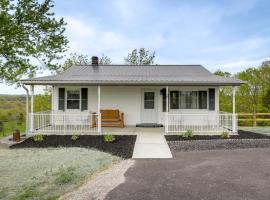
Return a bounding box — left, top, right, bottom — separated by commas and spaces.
63, 114, 66, 135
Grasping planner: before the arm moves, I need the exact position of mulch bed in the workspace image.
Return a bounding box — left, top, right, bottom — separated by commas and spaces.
166, 130, 270, 152
165, 130, 270, 141
10, 135, 136, 159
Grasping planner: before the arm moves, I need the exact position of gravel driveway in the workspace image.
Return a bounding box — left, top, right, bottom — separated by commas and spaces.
105, 148, 270, 200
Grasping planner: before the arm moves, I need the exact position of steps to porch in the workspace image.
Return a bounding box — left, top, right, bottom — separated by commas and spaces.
132, 133, 172, 159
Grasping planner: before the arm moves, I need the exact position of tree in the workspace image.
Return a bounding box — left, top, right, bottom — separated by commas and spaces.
58, 53, 112, 72
236, 68, 262, 126
124, 48, 155, 65
214, 70, 232, 112
214, 70, 232, 78
99, 54, 112, 65
262, 88, 270, 111
0, 0, 68, 84
260, 61, 270, 95
58, 53, 90, 73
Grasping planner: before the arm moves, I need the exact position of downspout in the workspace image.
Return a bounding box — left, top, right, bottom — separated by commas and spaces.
22, 84, 29, 135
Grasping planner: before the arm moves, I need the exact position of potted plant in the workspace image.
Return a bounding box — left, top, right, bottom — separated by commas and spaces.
13, 129, 20, 142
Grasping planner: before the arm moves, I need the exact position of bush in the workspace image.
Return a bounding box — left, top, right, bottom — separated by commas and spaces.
182, 129, 193, 138
103, 134, 116, 142
221, 131, 230, 139
54, 167, 78, 185
33, 134, 44, 142
70, 134, 79, 141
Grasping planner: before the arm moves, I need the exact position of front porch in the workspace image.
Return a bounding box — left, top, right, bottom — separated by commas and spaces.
26, 111, 237, 135
24, 83, 239, 136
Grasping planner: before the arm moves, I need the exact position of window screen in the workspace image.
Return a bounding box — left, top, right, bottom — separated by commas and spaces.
180, 91, 198, 109
144, 92, 155, 109
58, 88, 65, 111
67, 90, 80, 109
199, 91, 207, 109
209, 88, 215, 111
170, 91, 179, 109
81, 88, 88, 111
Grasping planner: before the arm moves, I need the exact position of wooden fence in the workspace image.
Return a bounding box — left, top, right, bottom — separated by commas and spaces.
238, 113, 270, 127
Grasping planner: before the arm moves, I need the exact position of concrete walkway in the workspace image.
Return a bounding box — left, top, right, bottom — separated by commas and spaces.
132, 133, 172, 158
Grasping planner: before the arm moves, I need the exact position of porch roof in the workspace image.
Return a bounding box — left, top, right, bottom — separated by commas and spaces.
21, 65, 244, 86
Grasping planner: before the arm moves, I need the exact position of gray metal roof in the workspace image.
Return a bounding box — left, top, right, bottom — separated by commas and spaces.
20, 65, 244, 86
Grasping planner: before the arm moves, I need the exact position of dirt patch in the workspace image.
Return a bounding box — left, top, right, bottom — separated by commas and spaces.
10, 135, 136, 159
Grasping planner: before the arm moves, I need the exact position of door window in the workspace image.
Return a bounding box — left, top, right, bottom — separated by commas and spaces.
144, 92, 155, 109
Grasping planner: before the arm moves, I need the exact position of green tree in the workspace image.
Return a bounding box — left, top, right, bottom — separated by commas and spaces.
124, 48, 155, 65
99, 54, 112, 65
59, 53, 112, 72
0, 0, 68, 84
236, 68, 262, 126
59, 53, 90, 72
262, 88, 270, 111
214, 70, 232, 112
34, 94, 51, 112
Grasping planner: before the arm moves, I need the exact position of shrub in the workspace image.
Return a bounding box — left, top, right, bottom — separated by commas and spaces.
221, 131, 230, 139
33, 134, 44, 142
182, 129, 193, 138
54, 167, 78, 185
103, 134, 116, 142
70, 134, 79, 141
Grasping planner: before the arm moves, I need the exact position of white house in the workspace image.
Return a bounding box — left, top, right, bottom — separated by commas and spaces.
21, 56, 244, 135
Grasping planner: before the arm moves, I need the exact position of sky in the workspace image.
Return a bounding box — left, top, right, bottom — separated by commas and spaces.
1, 0, 270, 94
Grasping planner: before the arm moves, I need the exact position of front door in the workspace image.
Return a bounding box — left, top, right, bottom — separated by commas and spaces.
141, 90, 158, 123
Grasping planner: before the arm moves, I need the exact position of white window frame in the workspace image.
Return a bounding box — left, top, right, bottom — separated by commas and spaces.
169, 90, 208, 110
66, 89, 81, 110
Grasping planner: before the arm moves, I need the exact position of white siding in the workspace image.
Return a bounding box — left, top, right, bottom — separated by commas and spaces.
52, 85, 220, 126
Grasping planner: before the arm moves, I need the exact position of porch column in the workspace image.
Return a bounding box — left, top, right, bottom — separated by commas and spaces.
51, 86, 54, 113
97, 85, 101, 133
30, 85, 34, 133
165, 86, 169, 133
22, 85, 29, 134
232, 86, 236, 133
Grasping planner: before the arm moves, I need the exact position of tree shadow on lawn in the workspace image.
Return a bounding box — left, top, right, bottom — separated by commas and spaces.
10, 135, 137, 159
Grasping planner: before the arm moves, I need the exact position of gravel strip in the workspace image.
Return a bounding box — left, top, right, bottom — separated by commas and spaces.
168, 139, 270, 152
60, 159, 134, 200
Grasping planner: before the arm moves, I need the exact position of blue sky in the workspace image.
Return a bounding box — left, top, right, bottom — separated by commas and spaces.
1, 0, 270, 94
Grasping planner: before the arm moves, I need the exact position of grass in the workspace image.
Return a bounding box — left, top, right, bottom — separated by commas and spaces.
0, 121, 26, 138
0, 148, 121, 200
239, 126, 270, 136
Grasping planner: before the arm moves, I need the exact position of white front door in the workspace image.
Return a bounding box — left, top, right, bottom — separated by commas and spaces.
141, 90, 158, 123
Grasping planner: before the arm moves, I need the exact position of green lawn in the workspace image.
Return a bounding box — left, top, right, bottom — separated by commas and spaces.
239, 126, 270, 136
0, 121, 26, 138
0, 148, 121, 200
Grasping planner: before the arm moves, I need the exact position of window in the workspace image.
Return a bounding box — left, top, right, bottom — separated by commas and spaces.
144, 92, 155, 109
180, 91, 198, 109
170, 90, 207, 109
58, 88, 65, 111
170, 91, 179, 109
208, 88, 215, 111
81, 88, 88, 111
199, 91, 207, 109
67, 90, 80, 109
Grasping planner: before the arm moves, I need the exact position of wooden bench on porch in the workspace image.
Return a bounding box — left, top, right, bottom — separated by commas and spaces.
92, 109, 125, 128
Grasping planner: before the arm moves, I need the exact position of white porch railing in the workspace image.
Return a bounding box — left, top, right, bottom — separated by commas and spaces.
166, 112, 237, 134
27, 111, 100, 134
